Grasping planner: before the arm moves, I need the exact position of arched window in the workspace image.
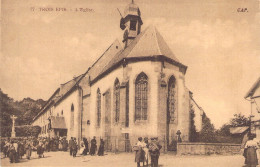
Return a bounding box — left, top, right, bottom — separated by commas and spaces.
168, 76, 176, 122
71, 104, 74, 112
97, 88, 101, 127
114, 79, 120, 123
61, 110, 63, 116
135, 72, 148, 121
70, 103, 74, 132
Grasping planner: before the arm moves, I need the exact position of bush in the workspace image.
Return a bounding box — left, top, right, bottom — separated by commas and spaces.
15, 126, 41, 137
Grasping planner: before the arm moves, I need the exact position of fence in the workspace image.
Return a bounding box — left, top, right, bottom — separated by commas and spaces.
177, 142, 242, 155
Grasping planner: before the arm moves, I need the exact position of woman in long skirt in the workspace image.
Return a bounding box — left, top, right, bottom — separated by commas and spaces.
79, 141, 85, 155
82, 138, 89, 155
244, 135, 259, 167
90, 137, 97, 156
97, 139, 104, 156
133, 137, 145, 167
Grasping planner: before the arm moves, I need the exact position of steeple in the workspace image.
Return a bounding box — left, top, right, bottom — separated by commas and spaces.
120, 1, 143, 48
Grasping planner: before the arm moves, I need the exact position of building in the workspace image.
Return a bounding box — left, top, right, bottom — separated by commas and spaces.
245, 77, 260, 139
32, 1, 203, 151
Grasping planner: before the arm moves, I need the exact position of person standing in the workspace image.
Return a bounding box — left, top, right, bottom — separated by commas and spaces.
79, 140, 85, 155
149, 137, 162, 167
18, 140, 25, 159
97, 139, 105, 156
72, 138, 78, 157
37, 142, 44, 158
59, 138, 63, 151
90, 136, 97, 156
82, 138, 89, 155
13, 140, 19, 163
3, 140, 10, 158
133, 137, 145, 167
143, 137, 150, 166
68, 137, 73, 156
25, 140, 32, 160
244, 135, 259, 167
9, 141, 16, 163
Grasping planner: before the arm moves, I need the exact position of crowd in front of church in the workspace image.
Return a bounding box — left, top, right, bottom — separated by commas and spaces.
0, 136, 105, 164
0, 135, 162, 167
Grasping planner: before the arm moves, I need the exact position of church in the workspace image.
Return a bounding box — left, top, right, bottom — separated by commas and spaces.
32, 1, 203, 152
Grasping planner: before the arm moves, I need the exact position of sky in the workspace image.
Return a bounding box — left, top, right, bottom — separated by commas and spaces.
1, 0, 260, 128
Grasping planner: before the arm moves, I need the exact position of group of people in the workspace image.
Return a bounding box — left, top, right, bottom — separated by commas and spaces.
68, 136, 105, 157
0, 137, 46, 163
1, 136, 106, 163
133, 137, 162, 167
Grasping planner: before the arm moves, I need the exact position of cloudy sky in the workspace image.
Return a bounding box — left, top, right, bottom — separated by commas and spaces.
1, 0, 260, 128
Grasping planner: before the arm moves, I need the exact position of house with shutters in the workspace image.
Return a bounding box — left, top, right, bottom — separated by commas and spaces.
32, 1, 203, 152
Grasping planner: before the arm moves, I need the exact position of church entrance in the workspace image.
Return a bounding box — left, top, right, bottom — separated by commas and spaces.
104, 90, 112, 151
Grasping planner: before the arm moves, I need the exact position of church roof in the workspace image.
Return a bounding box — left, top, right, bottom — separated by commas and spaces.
88, 39, 122, 81
91, 25, 187, 83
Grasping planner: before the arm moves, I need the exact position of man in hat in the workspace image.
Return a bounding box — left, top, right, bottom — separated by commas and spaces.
149, 137, 162, 167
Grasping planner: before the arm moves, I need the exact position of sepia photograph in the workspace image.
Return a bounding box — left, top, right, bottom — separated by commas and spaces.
1, 0, 260, 166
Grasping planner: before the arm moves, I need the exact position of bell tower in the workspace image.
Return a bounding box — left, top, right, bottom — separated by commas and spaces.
120, 0, 143, 48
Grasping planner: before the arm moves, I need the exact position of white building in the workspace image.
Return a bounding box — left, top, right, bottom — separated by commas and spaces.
32, 1, 203, 151
245, 77, 260, 139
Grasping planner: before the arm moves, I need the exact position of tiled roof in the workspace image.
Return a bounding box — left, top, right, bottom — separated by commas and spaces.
94, 26, 186, 83
59, 74, 83, 96
230, 126, 249, 134
88, 39, 123, 81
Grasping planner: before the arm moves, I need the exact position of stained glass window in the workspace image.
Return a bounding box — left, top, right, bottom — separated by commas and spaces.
168, 76, 176, 122
135, 72, 148, 121
97, 88, 101, 127
114, 79, 120, 123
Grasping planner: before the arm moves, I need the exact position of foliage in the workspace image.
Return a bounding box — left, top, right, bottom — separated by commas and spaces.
189, 104, 199, 142
199, 112, 216, 143
213, 113, 250, 144
16, 126, 41, 137
230, 113, 250, 127
0, 88, 45, 137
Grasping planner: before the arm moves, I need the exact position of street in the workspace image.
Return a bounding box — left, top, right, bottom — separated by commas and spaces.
0, 151, 251, 167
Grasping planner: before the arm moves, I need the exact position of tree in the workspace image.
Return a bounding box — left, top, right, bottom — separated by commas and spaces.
230, 113, 250, 127
189, 103, 199, 142
199, 113, 216, 143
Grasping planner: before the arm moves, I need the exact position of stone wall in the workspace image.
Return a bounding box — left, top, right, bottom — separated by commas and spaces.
177, 142, 241, 155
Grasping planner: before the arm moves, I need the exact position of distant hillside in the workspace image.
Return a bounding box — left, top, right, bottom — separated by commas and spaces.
0, 88, 46, 137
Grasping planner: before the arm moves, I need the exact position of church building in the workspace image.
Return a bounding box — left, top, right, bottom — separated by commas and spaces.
32, 1, 203, 151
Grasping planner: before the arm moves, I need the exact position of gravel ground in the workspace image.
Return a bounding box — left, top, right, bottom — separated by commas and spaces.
0, 151, 252, 167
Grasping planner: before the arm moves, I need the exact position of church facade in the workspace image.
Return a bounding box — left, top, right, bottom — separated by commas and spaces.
32, 2, 203, 151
